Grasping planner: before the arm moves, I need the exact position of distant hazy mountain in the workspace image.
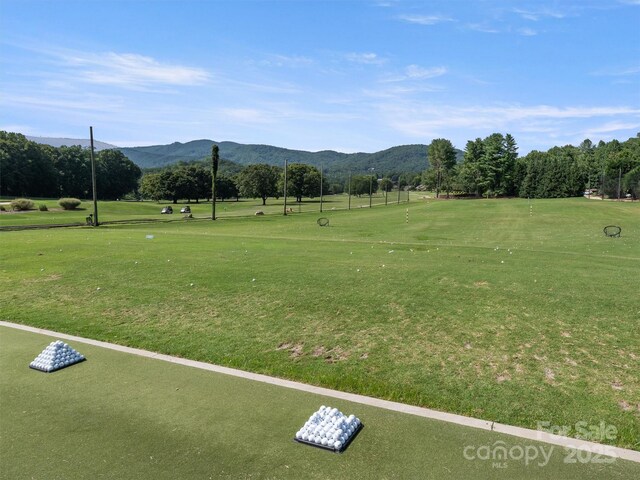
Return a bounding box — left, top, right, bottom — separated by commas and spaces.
120, 139, 435, 174
26, 136, 118, 151
27, 136, 453, 174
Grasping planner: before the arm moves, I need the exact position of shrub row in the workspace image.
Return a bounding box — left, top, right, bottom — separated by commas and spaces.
3, 198, 82, 211
10, 198, 34, 211
58, 198, 82, 210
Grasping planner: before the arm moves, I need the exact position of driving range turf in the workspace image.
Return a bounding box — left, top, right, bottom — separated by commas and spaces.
0, 192, 405, 227
1, 326, 639, 479
0, 197, 638, 457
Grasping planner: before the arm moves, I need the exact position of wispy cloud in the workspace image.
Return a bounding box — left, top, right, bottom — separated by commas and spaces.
405, 65, 447, 79
373, 0, 398, 7
259, 54, 313, 68
396, 14, 454, 25
14, 44, 211, 90
378, 102, 640, 141
380, 65, 447, 83
583, 121, 640, 136
591, 65, 640, 76
466, 23, 500, 34
61, 51, 210, 88
0, 92, 124, 112
513, 8, 566, 21
518, 28, 538, 36
345, 52, 387, 65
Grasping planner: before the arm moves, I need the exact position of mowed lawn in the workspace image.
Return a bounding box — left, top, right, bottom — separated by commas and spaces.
0, 191, 406, 226
1, 326, 639, 479
0, 197, 638, 451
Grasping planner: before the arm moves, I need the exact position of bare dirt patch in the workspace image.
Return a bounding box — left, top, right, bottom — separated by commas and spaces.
275, 343, 304, 359
289, 343, 304, 359
618, 400, 633, 412
311, 346, 327, 357
311, 345, 350, 363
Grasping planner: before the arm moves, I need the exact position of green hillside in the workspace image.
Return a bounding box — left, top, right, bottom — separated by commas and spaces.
120, 140, 439, 175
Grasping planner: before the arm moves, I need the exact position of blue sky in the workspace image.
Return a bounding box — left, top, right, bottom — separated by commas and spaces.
1, 0, 639, 154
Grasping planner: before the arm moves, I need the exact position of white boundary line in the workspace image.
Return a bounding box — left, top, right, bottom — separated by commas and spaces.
2, 320, 638, 463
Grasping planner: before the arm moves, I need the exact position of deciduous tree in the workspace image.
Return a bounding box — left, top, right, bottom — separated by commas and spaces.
237, 164, 281, 205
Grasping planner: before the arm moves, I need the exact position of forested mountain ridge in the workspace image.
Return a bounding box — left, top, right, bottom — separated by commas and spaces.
27, 136, 465, 175
120, 140, 438, 175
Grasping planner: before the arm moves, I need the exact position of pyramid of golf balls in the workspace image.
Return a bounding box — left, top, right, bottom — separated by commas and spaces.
295, 405, 361, 451
29, 340, 85, 372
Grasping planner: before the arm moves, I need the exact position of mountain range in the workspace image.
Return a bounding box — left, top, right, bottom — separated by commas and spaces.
27, 136, 441, 175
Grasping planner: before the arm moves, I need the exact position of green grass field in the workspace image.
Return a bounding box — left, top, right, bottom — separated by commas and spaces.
1, 326, 639, 479
0, 191, 409, 226
1, 197, 638, 454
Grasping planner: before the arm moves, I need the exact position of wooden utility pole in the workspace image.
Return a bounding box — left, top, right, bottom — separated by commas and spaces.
369, 168, 374, 208
320, 164, 323, 213
89, 126, 99, 226
211, 145, 219, 220
283, 159, 288, 215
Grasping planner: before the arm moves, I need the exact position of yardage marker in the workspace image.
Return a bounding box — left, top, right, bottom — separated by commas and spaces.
2, 320, 638, 463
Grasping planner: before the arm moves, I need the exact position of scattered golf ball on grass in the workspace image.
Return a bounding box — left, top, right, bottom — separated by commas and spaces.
29, 340, 86, 373
294, 405, 362, 453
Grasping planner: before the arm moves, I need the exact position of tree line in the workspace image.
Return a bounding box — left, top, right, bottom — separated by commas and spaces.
4, 129, 638, 203
139, 162, 382, 205
0, 131, 142, 200
423, 133, 640, 199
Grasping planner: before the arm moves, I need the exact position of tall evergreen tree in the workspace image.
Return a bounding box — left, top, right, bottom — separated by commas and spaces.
427, 138, 457, 198
458, 138, 484, 196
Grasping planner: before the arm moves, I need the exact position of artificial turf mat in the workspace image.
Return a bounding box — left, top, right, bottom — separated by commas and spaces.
1, 326, 638, 479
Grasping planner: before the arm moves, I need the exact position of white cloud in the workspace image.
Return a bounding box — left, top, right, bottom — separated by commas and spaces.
0, 93, 124, 112
377, 102, 640, 143
582, 121, 640, 136
466, 23, 500, 34
380, 65, 448, 83
513, 8, 566, 21
260, 54, 313, 68
396, 14, 454, 25
373, 0, 398, 7
64, 52, 210, 88
518, 28, 538, 36
405, 65, 447, 79
591, 65, 640, 76
345, 52, 387, 65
